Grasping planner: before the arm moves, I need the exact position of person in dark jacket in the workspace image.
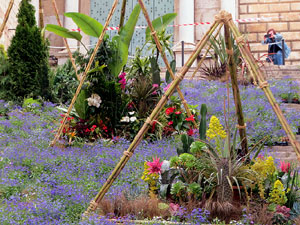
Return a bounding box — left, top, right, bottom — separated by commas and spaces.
262, 28, 291, 65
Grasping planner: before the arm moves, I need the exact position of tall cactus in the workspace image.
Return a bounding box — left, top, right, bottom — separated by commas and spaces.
199, 104, 207, 140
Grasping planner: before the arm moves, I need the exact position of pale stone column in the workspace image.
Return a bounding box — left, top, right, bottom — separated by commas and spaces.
64, 0, 79, 49
179, 0, 194, 44
176, 0, 195, 67
221, 0, 237, 20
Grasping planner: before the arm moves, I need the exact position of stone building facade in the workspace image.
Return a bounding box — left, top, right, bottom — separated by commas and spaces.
0, 0, 299, 65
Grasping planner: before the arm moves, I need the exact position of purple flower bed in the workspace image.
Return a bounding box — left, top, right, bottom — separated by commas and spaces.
0, 79, 299, 224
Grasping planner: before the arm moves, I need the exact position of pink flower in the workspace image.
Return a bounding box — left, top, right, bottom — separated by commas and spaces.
175, 111, 182, 115
152, 84, 159, 88
280, 161, 291, 173
169, 203, 180, 216
146, 157, 162, 174
163, 83, 171, 92
118, 72, 126, 79
168, 121, 173, 126
276, 205, 290, 218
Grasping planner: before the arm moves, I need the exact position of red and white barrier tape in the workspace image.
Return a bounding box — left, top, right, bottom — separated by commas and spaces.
70, 16, 282, 32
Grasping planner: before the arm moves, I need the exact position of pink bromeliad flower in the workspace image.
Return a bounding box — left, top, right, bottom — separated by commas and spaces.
146, 157, 163, 174
280, 161, 291, 173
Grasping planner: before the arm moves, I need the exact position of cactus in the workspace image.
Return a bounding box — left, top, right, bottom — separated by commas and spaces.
176, 134, 194, 156
199, 103, 207, 140
150, 56, 161, 86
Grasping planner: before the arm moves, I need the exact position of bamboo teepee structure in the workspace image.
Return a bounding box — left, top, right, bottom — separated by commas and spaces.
80, 5, 300, 217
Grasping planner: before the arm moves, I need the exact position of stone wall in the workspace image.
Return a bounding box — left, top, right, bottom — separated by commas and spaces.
0, 0, 22, 50
262, 65, 300, 83
238, 0, 300, 65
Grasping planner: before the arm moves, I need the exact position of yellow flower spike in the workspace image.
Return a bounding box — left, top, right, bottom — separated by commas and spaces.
269, 180, 287, 205
206, 116, 227, 141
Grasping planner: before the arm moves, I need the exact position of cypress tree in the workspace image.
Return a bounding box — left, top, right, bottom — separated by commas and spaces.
6, 0, 50, 101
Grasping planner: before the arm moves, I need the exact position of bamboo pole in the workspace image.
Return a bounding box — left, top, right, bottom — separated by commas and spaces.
39, 0, 44, 29
223, 16, 248, 155
83, 15, 221, 217
51, 0, 80, 81
138, 0, 197, 128
190, 25, 223, 80
50, 0, 119, 147
118, 0, 127, 31
227, 18, 300, 160
0, 0, 14, 40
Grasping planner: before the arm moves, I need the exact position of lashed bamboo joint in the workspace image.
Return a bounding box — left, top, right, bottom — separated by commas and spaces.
214, 10, 232, 23
226, 48, 234, 55
123, 151, 133, 157
236, 36, 245, 45
259, 81, 269, 89
236, 124, 247, 129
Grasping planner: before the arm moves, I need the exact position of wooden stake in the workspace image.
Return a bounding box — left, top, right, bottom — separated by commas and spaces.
119, 0, 127, 31
228, 18, 300, 161
50, 0, 120, 147
83, 10, 221, 216
0, 0, 14, 40
39, 0, 44, 29
224, 16, 248, 155
51, 0, 80, 81
138, 0, 197, 128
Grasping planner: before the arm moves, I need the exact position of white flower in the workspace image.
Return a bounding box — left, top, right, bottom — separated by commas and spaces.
87, 94, 102, 108
120, 116, 130, 122
130, 116, 137, 122
128, 111, 135, 115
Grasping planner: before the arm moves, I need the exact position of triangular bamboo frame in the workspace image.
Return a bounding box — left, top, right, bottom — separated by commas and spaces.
82, 6, 300, 217
49, 0, 195, 146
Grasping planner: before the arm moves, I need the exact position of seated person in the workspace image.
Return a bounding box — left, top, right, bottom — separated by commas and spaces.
262, 28, 290, 65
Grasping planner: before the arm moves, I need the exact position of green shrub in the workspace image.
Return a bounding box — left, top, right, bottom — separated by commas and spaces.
49, 59, 78, 104
4, 0, 50, 101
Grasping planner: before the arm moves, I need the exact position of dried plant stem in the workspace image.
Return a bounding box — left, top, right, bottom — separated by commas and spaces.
0, 0, 14, 39
139, 0, 197, 128
83, 13, 221, 216
119, 0, 127, 31
39, 0, 44, 28
228, 19, 300, 160
224, 20, 248, 155
51, 0, 80, 81
50, 0, 119, 147
190, 24, 223, 80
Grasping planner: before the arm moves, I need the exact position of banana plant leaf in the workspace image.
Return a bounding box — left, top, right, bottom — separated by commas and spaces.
45, 24, 82, 41
64, 12, 103, 38
109, 4, 141, 77
145, 13, 177, 41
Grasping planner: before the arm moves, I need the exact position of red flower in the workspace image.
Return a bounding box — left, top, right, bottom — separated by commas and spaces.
168, 121, 173, 126
85, 128, 90, 133
166, 107, 175, 115
175, 111, 182, 115
185, 115, 195, 122
146, 157, 163, 174
187, 128, 194, 136
280, 161, 291, 173
151, 121, 157, 133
